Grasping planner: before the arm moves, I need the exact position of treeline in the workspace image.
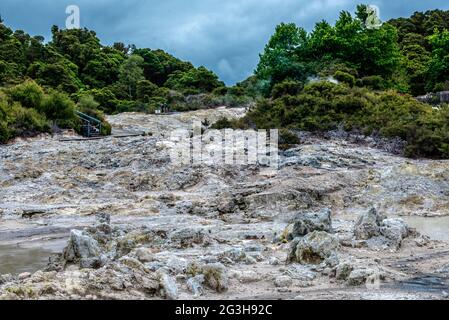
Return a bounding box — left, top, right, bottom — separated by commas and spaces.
0, 16, 252, 142
3, 6, 449, 157
217, 6, 449, 159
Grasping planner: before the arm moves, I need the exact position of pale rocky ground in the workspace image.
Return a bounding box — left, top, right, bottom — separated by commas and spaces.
1, 106, 449, 300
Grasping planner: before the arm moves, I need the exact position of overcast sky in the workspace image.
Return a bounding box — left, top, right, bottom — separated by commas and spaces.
1, 0, 449, 85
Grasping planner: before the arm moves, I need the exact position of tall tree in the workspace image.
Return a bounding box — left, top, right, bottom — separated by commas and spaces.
118, 54, 145, 99
255, 23, 308, 90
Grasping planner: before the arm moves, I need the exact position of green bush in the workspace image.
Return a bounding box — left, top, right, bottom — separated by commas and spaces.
8, 80, 44, 109
0, 100, 10, 143
77, 94, 99, 110
240, 80, 449, 158
271, 80, 304, 98
359, 75, 385, 90
78, 88, 118, 114
433, 82, 449, 92
7, 102, 50, 137
0, 120, 9, 143
164, 67, 225, 94
40, 90, 76, 127
210, 117, 235, 130
212, 86, 228, 96
279, 128, 300, 150
334, 71, 356, 87
228, 86, 246, 96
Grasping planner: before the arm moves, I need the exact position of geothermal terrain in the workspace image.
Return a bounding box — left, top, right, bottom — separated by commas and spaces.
1, 107, 449, 300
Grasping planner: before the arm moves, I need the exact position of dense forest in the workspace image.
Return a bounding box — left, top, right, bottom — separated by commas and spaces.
2, 5, 449, 158
0, 15, 250, 143
219, 6, 449, 158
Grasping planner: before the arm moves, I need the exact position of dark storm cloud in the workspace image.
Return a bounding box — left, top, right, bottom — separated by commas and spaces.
1, 0, 449, 84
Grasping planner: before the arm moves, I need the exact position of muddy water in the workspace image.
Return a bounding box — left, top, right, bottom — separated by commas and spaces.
0, 215, 163, 276
0, 239, 66, 275
403, 216, 449, 242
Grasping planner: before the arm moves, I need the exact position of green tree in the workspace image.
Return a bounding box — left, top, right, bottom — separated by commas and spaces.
136, 80, 159, 102
256, 23, 308, 90
118, 54, 145, 99
82, 48, 124, 88
426, 29, 449, 91
165, 66, 224, 93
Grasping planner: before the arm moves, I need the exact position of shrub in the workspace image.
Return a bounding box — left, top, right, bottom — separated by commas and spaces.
228, 86, 246, 96
271, 80, 304, 98
334, 71, 356, 87
433, 82, 449, 92
164, 67, 225, 94
40, 91, 76, 127
7, 102, 50, 137
212, 86, 228, 96
359, 75, 385, 90
81, 88, 118, 114
0, 120, 9, 143
8, 80, 44, 109
240, 80, 449, 158
77, 95, 100, 110
0, 100, 10, 143
279, 128, 300, 150
210, 117, 235, 130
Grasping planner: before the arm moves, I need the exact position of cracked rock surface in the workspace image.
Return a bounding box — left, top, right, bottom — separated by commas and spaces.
1, 107, 449, 300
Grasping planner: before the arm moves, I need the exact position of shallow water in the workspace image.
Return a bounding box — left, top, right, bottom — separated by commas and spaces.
0, 239, 66, 275
386, 275, 449, 294
403, 216, 449, 242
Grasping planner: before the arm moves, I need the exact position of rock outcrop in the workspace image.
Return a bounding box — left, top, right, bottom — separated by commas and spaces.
0, 108, 444, 300
290, 208, 333, 238
289, 231, 340, 264
353, 208, 410, 249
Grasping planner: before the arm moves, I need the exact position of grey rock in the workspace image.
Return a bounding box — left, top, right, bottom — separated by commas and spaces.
166, 257, 188, 274
186, 275, 205, 297
269, 257, 280, 266
347, 267, 382, 286
96, 212, 111, 225
234, 270, 259, 283
335, 261, 354, 280
218, 248, 247, 264
353, 208, 409, 249
353, 208, 385, 240
380, 218, 409, 245
119, 256, 145, 271
274, 275, 293, 288
324, 253, 340, 268
188, 262, 228, 293
291, 208, 332, 238
63, 230, 103, 268
291, 231, 340, 264
141, 276, 160, 294
169, 227, 206, 248
0, 274, 14, 285
283, 265, 317, 281
135, 247, 154, 263
158, 271, 178, 300
18, 272, 31, 280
